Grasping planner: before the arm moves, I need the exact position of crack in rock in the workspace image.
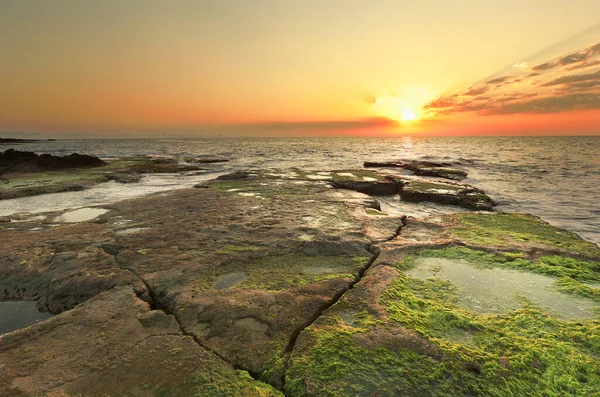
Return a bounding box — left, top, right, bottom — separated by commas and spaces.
111, 249, 247, 375
277, 217, 407, 391
100, 206, 408, 394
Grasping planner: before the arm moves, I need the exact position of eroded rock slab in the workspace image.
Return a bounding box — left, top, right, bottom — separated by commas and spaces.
0, 168, 405, 394
107, 171, 383, 376
285, 212, 600, 396
0, 288, 281, 397
4, 165, 597, 396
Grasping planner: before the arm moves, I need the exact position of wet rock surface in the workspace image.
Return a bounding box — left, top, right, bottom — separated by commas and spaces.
1, 166, 599, 396
285, 213, 600, 396
398, 178, 496, 210
364, 159, 468, 180
0, 155, 207, 200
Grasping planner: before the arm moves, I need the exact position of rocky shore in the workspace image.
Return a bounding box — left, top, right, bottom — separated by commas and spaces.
0, 157, 599, 396
0, 150, 214, 201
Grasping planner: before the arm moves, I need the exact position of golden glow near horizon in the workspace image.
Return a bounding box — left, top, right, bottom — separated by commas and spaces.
1, 1, 600, 136
371, 86, 437, 124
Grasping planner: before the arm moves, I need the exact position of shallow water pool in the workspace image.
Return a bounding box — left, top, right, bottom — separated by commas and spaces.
406, 257, 600, 320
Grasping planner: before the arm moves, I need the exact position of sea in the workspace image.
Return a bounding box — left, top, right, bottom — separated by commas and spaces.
1, 136, 599, 246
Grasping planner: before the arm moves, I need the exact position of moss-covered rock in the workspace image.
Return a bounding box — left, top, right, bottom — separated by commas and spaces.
286, 247, 600, 396
448, 212, 600, 257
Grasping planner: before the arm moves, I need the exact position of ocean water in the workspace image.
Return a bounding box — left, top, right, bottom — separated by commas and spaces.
2, 136, 599, 245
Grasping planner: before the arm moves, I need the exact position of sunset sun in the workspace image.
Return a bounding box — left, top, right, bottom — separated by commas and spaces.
371, 88, 435, 124
401, 109, 417, 121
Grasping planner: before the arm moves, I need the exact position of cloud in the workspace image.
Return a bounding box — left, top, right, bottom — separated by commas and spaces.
463, 86, 488, 96
427, 40, 600, 118
532, 62, 555, 71
493, 93, 600, 114
424, 95, 457, 110
513, 61, 529, 69
486, 76, 511, 84
531, 42, 600, 71
541, 70, 600, 87
566, 59, 600, 71
499, 92, 538, 102
557, 51, 589, 66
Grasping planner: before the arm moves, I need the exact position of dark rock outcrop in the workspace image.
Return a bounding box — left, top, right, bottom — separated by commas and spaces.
330, 178, 399, 195
0, 149, 105, 174
399, 178, 495, 210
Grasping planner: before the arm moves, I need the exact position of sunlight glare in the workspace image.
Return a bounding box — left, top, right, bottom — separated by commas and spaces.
371, 87, 435, 124
401, 109, 417, 121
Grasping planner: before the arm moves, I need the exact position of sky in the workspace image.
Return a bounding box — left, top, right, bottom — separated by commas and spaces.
1, 0, 599, 137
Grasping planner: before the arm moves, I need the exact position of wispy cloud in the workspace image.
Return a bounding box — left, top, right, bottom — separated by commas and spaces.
541, 70, 600, 86
425, 39, 600, 117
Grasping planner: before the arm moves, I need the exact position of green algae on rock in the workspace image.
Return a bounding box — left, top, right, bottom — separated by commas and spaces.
284, 209, 600, 396
449, 212, 600, 256
285, 256, 600, 396
1, 167, 599, 396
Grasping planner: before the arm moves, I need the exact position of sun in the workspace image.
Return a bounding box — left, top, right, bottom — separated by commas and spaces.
401, 109, 417, 121
372, 95, 422, 123
370, 88, 435, 124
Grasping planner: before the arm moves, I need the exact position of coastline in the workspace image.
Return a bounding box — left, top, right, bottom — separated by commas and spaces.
1, 157, 599, 396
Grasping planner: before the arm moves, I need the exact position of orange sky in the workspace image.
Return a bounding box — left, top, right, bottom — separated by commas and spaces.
1, 1, 600, 137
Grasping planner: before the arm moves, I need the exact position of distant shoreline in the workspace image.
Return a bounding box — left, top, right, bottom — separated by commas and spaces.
0, 138, 55, 144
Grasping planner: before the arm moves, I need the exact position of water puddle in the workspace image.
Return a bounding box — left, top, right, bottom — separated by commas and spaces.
301, 266, 336, 275
406, 257, 600, 320
57, 207, 109, 223
0, 301, 53, 335
335, 172, 356, 178
306, 174, 332, 180
116, 227, 150, 235
213, 272, 247, 290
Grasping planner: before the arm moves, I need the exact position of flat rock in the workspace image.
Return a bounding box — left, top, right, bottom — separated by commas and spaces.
0, 287, 280, 396
326, 169, 400, 195
0, 169, 403, 392
364, 160, 467, 180
2, 166, 598, 396
398, 178, 495, 210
